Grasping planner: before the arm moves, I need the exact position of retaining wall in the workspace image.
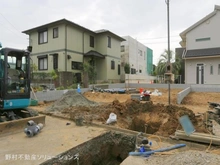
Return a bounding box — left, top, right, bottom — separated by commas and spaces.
31, 88, 89, 102
32, 84, 220, 103
177, 87, 191, 104
191, 84, 220, 92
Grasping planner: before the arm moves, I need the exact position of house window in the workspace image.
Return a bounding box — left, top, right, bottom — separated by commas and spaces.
111, 60, 115, 70
107, 36, 111, 48
53, 27, 58, 38
131, 68, 136, 74
139, 50, 142, 56
38, 55, 48, 70
90, 36, 94, 47
38, 30, 48, 44
53, 54, 58, 69
118, 64, 120, 75
218, 64, 220, 75
121, 45, 125, 52
195, 37, 210, 42
210, 65, 213, 75
72, 61, 82, 70
139, 70, 142, 73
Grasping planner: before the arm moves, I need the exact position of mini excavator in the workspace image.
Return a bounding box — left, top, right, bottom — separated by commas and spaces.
0, 45, 39, 122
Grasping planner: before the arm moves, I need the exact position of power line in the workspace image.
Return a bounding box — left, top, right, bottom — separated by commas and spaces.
0, 12, 22, 34
0, 12, 26, 39
0, 22, 26, 39
143, 40, 180, 45
136, 35, 180, 40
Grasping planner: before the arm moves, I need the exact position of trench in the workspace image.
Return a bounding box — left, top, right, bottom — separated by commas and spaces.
40, 131, 135, 165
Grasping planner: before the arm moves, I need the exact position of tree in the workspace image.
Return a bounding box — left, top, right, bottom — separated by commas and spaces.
156, 49, 181, 75
124, 63, 130, 74
172, 55, 182, 75
50, 70, 58, 80
50, 70, 58, 88
30, 63, 38, 79
152, 64, 157, 76
156, 50, 169, 75
82, 62, 90, 88
82, 60, 97, 87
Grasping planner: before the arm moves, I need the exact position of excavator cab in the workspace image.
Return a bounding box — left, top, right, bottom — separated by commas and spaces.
0, 47, 33, 121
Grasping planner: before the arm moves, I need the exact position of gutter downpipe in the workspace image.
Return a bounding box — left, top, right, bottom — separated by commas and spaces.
82, 31, 85, 87
183, 49, 187, 84
65, 24, 67, 72
83, 31, 85, 62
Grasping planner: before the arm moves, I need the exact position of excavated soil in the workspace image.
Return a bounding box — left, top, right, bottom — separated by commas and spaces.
32, 88, 220, 164
38, 89, 216, 137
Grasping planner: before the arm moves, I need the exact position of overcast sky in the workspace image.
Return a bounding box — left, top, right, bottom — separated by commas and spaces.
0, 0, 219, 65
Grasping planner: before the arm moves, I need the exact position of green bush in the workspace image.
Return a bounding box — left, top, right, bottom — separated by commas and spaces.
56, 86, 65, 90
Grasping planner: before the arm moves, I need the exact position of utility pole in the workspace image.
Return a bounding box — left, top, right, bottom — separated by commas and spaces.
165, 0, 171, 105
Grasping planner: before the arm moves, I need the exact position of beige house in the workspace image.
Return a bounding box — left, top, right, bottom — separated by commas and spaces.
180, 5, 220, 84
22, 19, 125, 86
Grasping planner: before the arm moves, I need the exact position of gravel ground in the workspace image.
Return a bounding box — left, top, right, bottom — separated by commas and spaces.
144, 150, 220, 165
45, 90, 98, 112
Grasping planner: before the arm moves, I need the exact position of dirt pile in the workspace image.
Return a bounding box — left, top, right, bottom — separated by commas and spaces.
45, 90, 98, 112
39, 90, 209, 137
102, 99, 206, 136
53, 96, 206, 137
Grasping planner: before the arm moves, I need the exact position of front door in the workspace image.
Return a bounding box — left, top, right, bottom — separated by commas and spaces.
196, 64, 204, 84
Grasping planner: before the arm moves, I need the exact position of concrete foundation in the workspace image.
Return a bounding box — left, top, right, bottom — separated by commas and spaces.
40, 131, 135, 165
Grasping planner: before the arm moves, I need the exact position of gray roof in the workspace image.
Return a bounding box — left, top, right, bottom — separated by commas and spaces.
184, 47, 220, 58
23, 19, 94, 34
84, 50, 105, 58
23, 19, 125, 41
95, 29, 125, 41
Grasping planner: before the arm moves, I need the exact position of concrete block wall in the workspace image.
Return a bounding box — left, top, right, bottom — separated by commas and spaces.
31, 88, 89, 102
191, 84, 220, 92
177, 87, 191, 104
127, 83, 190, 90
32, 83, 220, 103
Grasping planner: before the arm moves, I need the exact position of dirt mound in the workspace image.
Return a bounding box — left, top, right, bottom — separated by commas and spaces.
38, 90, 209, 137
56, 97, 206, 137
83, 89, 182, 105
107, 100, 206, 136
83, 92, 131, 103
45, 90, 98, 112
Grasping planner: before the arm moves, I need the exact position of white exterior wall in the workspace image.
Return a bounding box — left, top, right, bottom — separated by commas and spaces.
185, 57, 220, 84
122, 36, 147, 75
186, 11, 220, 50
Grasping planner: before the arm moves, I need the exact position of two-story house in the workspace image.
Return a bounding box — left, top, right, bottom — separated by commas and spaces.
180, 5, 220, 84
22, 19, 125, 87
120, 36, 153, 83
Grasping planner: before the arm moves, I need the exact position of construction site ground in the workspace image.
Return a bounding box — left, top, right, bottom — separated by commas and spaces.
0, 116, 106, 165
1, 88, 220, 164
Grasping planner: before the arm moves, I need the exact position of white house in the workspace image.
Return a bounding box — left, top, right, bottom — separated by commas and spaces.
120, 36, 154, 83
180, 5, 220, 84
